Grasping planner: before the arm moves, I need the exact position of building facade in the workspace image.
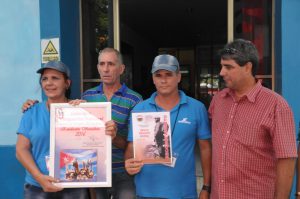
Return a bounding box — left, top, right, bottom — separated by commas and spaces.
0, 0, 299, 198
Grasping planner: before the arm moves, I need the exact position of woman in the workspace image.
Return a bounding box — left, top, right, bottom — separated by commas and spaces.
16, 61, 116, 199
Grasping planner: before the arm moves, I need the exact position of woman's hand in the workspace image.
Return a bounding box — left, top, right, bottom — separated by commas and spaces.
36, 174, 63, 192
68, 99, 87, 106
16, 135, 62, 193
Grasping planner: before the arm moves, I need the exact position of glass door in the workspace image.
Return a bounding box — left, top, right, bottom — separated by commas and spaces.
234, 0, 273, 89
80, 0, 117, 92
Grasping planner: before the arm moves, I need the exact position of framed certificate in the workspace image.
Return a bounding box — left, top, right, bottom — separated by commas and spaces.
49, 102, 112, 188
132, 112, 172, 164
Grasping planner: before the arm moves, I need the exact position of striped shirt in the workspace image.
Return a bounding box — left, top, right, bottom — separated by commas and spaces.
82, 83, 142, 173
209, 82, 297, 199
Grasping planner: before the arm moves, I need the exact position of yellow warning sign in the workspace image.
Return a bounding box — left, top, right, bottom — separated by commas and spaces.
41, 38, 60, 63
43, 40, 58, 55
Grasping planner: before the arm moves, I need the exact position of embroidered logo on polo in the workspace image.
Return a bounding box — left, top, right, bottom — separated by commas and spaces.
178, 118, 191, 124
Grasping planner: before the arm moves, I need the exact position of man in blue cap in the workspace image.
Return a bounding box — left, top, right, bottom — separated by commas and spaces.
125, 54, 212, 199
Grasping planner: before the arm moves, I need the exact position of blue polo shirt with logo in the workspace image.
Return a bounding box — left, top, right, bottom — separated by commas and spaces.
128, 90, 211, 199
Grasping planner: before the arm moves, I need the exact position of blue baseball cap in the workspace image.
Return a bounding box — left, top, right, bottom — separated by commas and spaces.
37, 61, 70, 78
151, 54, 180, 73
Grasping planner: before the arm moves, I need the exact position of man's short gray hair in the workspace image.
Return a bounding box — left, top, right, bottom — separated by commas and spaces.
98, 47, 123, 64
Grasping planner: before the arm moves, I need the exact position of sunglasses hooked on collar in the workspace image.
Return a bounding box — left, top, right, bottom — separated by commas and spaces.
223, 47, 240, 54
221, 47, 248, 59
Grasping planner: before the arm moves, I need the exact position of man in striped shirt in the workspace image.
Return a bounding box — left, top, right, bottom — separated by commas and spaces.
209, 39, 297, 199
82, 48, 142, 199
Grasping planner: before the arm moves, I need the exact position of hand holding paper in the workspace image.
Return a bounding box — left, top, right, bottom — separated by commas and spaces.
125, 158, 143, 175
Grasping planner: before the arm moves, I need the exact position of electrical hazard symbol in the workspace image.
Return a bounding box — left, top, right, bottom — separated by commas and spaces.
43, 41, 58, 55
41, 38, 60, 63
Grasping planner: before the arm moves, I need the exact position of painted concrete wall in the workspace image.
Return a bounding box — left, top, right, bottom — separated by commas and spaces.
39, 0, 81, 99
0, 0, 40, 198
281, 0, 300, 130
0, 0, 41, 146
279, 1, 300, 198
0, 146, 25, 199
0, 0, 81, 198
60, 0, 81, 99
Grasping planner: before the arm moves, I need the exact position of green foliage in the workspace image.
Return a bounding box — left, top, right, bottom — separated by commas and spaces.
94, 0, 109, 52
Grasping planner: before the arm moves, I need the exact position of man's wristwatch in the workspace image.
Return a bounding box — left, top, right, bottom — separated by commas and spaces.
201, 184, 211, 193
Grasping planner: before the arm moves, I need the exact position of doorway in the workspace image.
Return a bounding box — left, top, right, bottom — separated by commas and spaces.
119, 0, 227, 104
80, 0, 227, 105
81, 0, 274, 104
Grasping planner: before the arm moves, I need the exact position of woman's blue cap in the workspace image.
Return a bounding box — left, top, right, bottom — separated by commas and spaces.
37, 60, 70, 78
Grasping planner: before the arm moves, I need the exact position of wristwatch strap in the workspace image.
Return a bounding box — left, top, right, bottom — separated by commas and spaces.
202, 184, 211, 193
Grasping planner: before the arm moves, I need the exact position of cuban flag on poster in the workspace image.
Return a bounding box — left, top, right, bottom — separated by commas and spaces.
59, 149, 97, 182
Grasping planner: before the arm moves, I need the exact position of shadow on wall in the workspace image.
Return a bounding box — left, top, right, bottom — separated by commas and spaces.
0, 146, 25, 199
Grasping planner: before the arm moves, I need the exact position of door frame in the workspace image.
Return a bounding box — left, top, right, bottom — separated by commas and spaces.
79, 0, 275, 93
